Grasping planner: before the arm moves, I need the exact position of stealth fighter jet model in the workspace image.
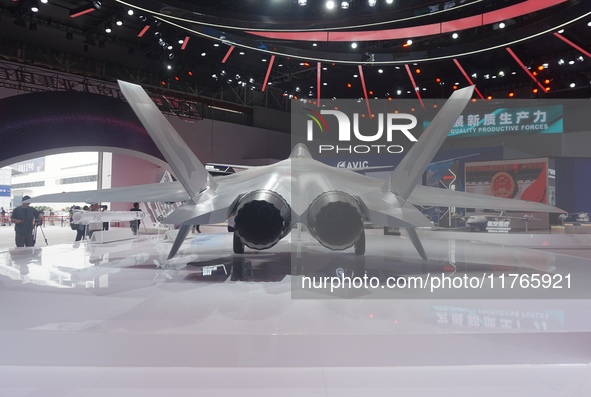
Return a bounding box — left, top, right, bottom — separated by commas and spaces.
28, 81, 564, 260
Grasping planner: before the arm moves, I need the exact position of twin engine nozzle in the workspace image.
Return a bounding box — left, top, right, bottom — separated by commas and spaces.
234, 189, 364, 252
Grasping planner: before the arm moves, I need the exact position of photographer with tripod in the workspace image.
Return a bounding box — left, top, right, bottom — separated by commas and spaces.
10, 195, 36, 247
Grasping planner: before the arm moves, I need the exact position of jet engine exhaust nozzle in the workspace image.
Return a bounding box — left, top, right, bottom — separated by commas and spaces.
307, 191, 364, 251
234, 190, 292, 250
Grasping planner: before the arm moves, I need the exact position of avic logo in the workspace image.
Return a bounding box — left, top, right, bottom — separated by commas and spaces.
304, 108, 419, 154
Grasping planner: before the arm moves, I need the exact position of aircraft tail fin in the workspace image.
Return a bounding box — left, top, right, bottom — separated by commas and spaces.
118, 80, 216, 198
385, 85, 474, 200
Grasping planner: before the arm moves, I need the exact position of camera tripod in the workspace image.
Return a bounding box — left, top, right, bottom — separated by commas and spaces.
33, 223, 48, 246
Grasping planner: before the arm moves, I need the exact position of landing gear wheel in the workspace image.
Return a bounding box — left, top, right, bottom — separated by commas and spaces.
354, 229, 366, 256
233, 232, 245, 254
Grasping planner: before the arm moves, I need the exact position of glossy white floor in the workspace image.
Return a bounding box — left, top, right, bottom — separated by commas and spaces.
1, 224, 591, 396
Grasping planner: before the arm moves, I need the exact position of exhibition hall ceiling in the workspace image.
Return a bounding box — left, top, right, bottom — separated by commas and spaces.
0, 0, 590, 106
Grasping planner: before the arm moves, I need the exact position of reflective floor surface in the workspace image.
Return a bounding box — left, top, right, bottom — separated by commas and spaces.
1, 225, 591, 396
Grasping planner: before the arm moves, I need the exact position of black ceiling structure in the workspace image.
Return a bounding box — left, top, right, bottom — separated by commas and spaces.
0, 0, 590, 114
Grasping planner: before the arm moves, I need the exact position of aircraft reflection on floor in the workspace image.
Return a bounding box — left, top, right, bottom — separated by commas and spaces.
0, 232, 590, 299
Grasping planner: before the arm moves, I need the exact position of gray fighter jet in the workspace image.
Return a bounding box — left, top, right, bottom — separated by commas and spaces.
28, 81, 565, 260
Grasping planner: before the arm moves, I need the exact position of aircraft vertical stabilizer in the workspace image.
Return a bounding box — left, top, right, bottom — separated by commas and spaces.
385, 85, 474, 200
117, 80, 216, 198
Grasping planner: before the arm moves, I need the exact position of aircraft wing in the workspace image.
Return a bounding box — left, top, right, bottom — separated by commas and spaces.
408, 185, 566, 213
26, 182, 190, 204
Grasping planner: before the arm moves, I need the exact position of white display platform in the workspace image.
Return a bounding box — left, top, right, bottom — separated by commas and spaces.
1, 227, 591, 395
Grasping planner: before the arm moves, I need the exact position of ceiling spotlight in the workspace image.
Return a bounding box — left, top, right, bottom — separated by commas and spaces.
498, 70, 505, 77
577, 56, 584, 62
128, 9, 134, 15
40, 0, 48, 3
587, 21, 591, 27
471, 73, 477, 78
178, 39, 184, 44
351, 42, 358, 49
558, 59, 565, 65
213, 43, 220, 47
341, 1, 349, 9
452, 32, 459, 39
298, 0, 307, 5
201, 52, 206, 56
105, 25, 112, 33
30, 2, 39, 12
570, 82, 576, 88
368, 0, 377, 6
312, 43, 317, 47
557, 29, 564, 33
396, 90, 402, 95
116, 19, 123, 26
378, 69, 383, 73
569, 60, 575, 65
326, 1, 335, 10
386, 0, 394, 3
498, 22, 506, 29
406, 39, 412, 45
167, 65, 172, 70
167, 45, 173, 50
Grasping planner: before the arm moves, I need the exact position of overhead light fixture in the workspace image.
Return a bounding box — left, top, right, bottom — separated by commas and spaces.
116, 20, 123, 26
351, 42, 358, 49
341, 1, 349, 9
127, 9, 134, 15
570, 82, 576, 88
587, 21, 591, 27
368, 0, 377, 6
378, 69, 383, 73
452, 32, 459, 39
298, 0, 307, 5
30, 1, 39, 12
180, 36, 189, 50
577, 55, 584, 62
498, 22, 506, 29
406, 39, 412, 45
326, 1, 335, 10
138, 25, 150, 37
569, 60, 575, 65
70, 1, 101, 18
105, 25, 112, 33
386, 0, 394, 3
40, 0, 48, 3
558, 58, 565, 65
557, 29, 564, 33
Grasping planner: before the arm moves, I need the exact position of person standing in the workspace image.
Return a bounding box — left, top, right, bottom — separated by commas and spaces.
130, 202, 142, 235
10, 195, 36, 247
